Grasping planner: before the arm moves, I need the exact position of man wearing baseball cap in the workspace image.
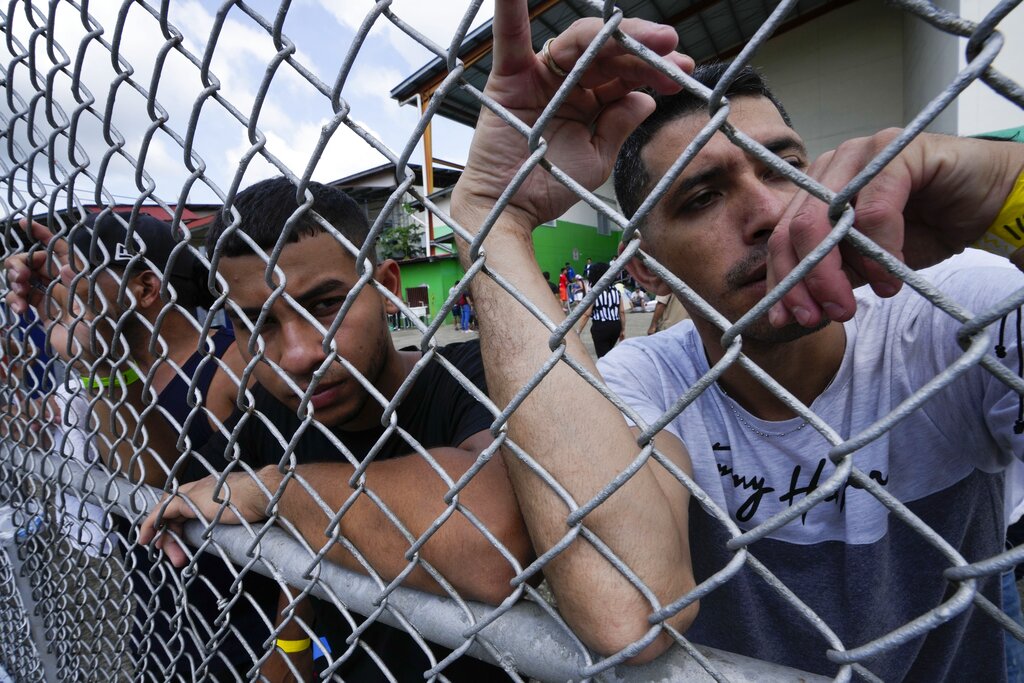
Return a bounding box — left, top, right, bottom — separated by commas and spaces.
5, 210, 272, 679
69, 211, 213, 320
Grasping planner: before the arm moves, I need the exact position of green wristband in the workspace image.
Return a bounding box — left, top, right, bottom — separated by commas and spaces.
79, 367, 140, 391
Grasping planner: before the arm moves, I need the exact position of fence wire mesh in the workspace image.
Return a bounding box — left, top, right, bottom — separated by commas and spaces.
0, 0, 1021, 681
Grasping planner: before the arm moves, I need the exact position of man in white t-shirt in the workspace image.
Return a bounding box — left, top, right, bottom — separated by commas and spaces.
449, 2, 1024, 680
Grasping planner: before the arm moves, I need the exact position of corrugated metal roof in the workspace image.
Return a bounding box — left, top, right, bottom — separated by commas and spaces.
391, 0, 850, 127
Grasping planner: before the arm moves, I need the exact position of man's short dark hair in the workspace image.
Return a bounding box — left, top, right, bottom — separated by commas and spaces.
613, 62, 793, 222
206, 177, 370, 258
587, 261, 611, 287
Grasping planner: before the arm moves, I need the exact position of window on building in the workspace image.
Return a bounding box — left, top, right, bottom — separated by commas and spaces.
595, 195, 620, 236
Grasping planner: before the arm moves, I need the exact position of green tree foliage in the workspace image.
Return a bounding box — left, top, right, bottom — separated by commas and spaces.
377, 210, 425, 261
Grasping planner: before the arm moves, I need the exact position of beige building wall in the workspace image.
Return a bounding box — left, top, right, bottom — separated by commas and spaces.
749, 0, 906, 157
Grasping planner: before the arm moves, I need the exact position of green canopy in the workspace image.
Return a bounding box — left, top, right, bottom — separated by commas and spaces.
975, 125, 1023, 141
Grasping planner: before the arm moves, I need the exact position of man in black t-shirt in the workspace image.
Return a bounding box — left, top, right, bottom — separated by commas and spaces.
139, 178, 531, 681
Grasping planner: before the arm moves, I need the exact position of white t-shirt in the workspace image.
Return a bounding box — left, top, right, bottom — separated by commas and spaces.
598, 259, 1024, 681
51, 381, 115, 557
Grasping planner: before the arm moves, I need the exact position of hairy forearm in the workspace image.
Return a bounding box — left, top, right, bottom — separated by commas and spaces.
258, 450, 529, 605
452, 207, 695, 655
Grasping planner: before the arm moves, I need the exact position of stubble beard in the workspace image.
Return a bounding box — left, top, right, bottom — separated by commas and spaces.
721, 245, 831, 347
321, 319, 391, 431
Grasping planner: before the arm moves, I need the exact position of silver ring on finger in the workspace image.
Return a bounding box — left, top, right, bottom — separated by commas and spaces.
540, 38, 569, 78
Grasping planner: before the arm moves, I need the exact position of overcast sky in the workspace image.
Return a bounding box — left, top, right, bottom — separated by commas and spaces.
1, 0, 496, 212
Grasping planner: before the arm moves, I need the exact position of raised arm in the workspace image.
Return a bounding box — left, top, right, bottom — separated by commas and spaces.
765, 130, 1024, 328
451, 1, 697, 660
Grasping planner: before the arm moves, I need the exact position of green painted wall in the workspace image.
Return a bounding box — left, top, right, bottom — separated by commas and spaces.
398, 257, 464, 323
401, 219, 619, 320
533, 219, 621, 282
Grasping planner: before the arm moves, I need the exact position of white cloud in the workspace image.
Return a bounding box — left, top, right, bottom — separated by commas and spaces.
343, 63, 410, 121
347, 64, 405, 100
225, 116, 391, 187
318, 0, 494, 67
0, 0, 471, 210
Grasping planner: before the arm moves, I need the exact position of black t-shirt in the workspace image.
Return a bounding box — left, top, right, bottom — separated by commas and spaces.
200, 341, 508, 681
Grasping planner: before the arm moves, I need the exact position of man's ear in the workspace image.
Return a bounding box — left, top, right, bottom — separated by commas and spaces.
374, 259, 403, 314
127, 270, 163, 309
620, 240, 670, 296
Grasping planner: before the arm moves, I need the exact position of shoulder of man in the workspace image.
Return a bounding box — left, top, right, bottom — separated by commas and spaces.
426, 340, 493, 447
435, 340, 486, 387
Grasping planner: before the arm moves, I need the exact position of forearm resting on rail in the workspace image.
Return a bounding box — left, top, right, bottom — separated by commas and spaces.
262, 451, 531, 606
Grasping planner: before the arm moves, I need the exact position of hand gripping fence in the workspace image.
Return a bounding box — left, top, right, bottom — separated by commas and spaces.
0, 0, 1021, 681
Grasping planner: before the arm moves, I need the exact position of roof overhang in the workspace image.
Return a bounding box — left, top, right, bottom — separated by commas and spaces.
330, 163, 462, 205
391, 0, 855, 128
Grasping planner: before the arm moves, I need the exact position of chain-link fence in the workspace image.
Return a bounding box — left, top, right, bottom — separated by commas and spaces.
0, 0, 1022, 681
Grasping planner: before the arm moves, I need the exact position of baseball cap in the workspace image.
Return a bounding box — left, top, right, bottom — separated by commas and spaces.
68, 211, 214, 309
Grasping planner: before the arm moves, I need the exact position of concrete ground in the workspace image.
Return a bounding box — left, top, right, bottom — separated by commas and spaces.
391, 309, 656, 361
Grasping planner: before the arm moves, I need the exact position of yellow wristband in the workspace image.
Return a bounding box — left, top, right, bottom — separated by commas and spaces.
275, 637, 311, 653
79, 367, 140, 391
973, 169, 1024, 257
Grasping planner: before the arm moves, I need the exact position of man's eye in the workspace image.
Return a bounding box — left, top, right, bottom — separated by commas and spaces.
780, 156, 807, 172
783, 156, 808, 173
763, 157, 806, 182
235, 310, 275, 332
683, 191, 718, 212
250, 318, 277, 336
310, 298, 344, 317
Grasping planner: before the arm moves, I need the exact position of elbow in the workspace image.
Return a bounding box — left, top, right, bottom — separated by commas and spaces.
581, 599, 699, 665
465, 510, 536, 606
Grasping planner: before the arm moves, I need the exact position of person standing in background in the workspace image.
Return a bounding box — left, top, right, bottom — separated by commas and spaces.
543, 271, 559, 297
558, 267, 569, 312
570, 274, 586, 312
450, 281, 462, 331
576, 262, 627, 358
647, 293, 688, 335
460, 290, 474, 332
